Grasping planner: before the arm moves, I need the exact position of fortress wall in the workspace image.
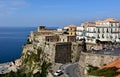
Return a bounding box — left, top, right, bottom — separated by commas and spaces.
78, 52, 120, 77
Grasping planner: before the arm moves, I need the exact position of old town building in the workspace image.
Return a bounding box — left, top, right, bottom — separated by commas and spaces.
68, 24, 76, 36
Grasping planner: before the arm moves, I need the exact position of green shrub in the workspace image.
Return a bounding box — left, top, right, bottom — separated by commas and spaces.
87, 65, 99, 73
40, 61, 51, 77
89, 67, 118, 77
26, 38, 32, 44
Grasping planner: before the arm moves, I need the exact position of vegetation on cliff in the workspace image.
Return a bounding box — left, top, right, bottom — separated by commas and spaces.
88, 66, 118, 77
87, 65, 99, 73
26, 38, 32, 44
0, 61, 51, 77
20, 47, 51, 77
0, 46, 51, 77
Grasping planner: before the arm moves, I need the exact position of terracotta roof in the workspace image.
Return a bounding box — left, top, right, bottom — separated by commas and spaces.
101, 58, 120, 77
83, 18, 120, 25
101, 58, 120, 68
69, 24, 77, 27
85, 22, 96, 24
95, 20, 102, 24
116, 74, 120, 77
104, 18, 119, 22
109, 21, 120, 23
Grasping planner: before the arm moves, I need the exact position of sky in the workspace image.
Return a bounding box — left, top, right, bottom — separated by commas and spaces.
0, 0, 120, 27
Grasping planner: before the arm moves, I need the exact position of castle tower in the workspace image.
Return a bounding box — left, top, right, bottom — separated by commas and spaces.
37, 26, 45, 32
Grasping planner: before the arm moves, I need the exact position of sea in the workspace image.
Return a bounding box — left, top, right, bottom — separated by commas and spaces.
0, 27, 36, 63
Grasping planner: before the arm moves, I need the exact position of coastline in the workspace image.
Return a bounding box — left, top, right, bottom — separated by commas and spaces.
0, 59, 21, 74
0, 27, 36, 63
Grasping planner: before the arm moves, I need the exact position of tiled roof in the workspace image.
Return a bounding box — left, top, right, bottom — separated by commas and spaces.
105, 18, 117, 21
101, 58, 120, 77
69, 24, 77, 27
104, 18, 119, 22
102, 58, 120, 68
85, 22, 96, 24
95, 20, 102, 24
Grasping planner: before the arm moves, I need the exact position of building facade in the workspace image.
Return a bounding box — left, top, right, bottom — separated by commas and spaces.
76, 25, 85, 40
84, 18, 120, 43
68, 25, 76, 36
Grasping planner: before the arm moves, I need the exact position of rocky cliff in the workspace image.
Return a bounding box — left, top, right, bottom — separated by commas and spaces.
19, 40, 53, 77
18, 40, 84, 77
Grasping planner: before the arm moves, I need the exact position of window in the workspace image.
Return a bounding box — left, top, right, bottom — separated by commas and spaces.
98, 35, 100, 38
102, 34, 104, 38
98, 28, 100, 33
115, 36, 117, 39
111, 23, 113, 26
93, 28, 96, 32
66, 29, 69, 31
103, 28, 104, 33
110, 35, 112, 39
115, 28, 117, 32
63, 39, 64, 42
106, 35, 108, 38
111, 28, 112, 33
47, 39, 49, 42
107, 28, 109, 33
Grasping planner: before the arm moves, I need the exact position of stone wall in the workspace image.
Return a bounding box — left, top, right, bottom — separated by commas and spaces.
43, 42, 83, 64
43, 42, 56, 63
45, 36, 59, 42
68, 36, 76, 42
78, 52, 120, 77
71, 41, 85, 62
55, 42, 72, 64
40, 42, 72, 64
59, 35, 68, 42
38, 42, 72, 64
38, 41, 84, 64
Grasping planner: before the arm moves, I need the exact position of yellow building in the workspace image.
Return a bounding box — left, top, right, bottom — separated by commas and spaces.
68, 24, 76, 36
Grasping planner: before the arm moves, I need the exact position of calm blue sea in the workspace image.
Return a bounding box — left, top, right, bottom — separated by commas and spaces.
0, 27, 36, 63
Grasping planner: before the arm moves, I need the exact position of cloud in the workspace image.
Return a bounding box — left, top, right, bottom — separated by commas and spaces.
0, 0, 27, 15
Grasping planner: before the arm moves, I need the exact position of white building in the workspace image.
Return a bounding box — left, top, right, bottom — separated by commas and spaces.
84, 18, 120, 43
57, 26, 69, 34
76, 26, 85, 40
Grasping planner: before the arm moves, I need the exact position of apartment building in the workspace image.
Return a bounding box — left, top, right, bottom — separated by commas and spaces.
76, 26, 85, 40
84, 18, 120, 43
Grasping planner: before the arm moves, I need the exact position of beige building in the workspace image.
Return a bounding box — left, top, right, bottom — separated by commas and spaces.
59, 34, 76, 42
68, 24, 77, 36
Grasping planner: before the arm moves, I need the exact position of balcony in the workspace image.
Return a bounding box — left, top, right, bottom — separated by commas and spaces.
87, 31, 96, 33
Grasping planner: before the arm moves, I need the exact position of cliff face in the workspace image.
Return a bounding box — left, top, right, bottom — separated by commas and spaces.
20, 43, 52, 77
19, 41, 83, 76
21, 47, 43, 74
41, 42, 56, 63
